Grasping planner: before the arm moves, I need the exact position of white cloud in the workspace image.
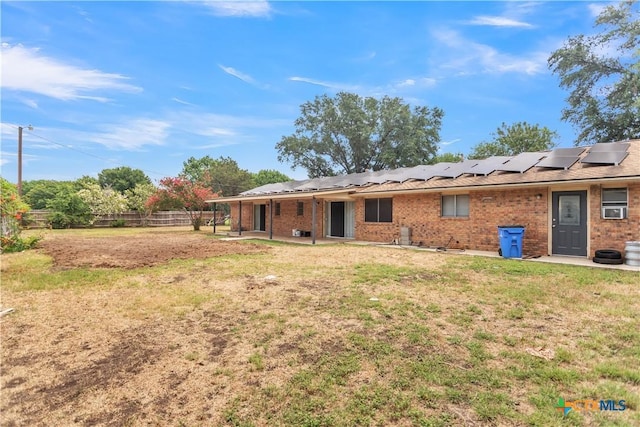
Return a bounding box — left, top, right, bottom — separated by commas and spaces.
201, 127, 236, 137
394, 78, 437, 89
172, 97, 194, 106
196, 1, 272, 17
73, 6, 93, 23
288, 76, 359, 91
588, 3, 607, 17
21, 99, 39, 109
219, 64, 257, 85
1, 43, 142, 101
87, 119, 170, 150
467, 16, 534, 28
432, 29, 546, 75
354, 51, 377, 62
440, 138, 461, 146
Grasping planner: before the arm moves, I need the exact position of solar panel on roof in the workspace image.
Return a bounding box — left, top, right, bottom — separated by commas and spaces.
381, 167, 413, 182
536, 156, 580, 170
294, 179, 322, 190
535, 147, 585, 170
497, 152, 546, 173
408, 165, 439, 181
384, 165, 429, 182
365, 170, 392, 184
463, 156, 512, 175
435, 160, 480, 178
581, 151, 628, 165
400, 163, 455, 181
588, 142, 630, 152
547, 147, 586, 156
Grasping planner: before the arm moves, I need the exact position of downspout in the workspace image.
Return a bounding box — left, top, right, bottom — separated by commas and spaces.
312, 196, 317, 245
269, 198, 273, 240
238, 200, 242, 236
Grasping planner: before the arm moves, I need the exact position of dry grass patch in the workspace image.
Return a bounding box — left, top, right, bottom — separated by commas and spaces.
1, 229, 639, 426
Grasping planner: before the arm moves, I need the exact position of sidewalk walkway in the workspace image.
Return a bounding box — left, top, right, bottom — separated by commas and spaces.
217, 232, 640, 272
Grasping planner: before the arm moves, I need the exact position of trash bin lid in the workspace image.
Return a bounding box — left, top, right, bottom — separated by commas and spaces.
497, 225, 525, 228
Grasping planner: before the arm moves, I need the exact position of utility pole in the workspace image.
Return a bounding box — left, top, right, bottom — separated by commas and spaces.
17, 125, 32, 197
18, 126, 23, 196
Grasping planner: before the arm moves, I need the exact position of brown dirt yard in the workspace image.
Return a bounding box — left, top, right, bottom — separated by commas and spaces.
36, 230, 267, 269
1, 227, 639, 426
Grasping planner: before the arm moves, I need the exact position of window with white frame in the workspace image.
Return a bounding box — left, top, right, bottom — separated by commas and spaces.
601, 188, 628, 219
441, 195, 470, 217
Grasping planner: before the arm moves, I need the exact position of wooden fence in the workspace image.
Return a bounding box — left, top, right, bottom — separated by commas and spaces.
25, 210, 226, 228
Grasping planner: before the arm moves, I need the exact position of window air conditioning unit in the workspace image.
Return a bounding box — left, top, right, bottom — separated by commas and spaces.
602, 207, 626, 219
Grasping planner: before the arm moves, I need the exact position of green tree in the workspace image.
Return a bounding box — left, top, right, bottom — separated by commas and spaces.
77, 183, 128, 222
146, 176, 217, 231
125, 183, 157, 226
74, 175, 100, 191
45, 187, 93, 229
548, 0, 640, 144
251, 169, 291, 188
98, 167, 151, 193
468, 122, 558, 160
23, 180, 75, 210
181, 156, 253, 196
276, 92, 444, 178
429, 153, 464, 164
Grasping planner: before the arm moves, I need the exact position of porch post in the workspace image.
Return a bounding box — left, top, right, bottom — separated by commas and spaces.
312, 196, 317, 245
269, 198, 273, 240
238, 201, 242, 236
212, 202, 217, 234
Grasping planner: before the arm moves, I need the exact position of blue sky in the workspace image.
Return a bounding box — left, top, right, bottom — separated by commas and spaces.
0, 1, 615, 185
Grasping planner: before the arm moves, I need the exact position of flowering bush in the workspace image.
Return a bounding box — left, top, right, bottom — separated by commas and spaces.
146, 176, 218, 230
1, 177, 40, 252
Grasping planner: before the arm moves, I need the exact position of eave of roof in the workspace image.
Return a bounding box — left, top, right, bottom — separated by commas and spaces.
207, 187, 361, 203
206, 139, 640, 203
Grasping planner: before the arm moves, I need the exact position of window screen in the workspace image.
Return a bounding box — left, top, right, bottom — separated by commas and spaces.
602, 188, 627, 207
601, 188, 628, 219
365, 198, 393, 222
442, 195, 469, 217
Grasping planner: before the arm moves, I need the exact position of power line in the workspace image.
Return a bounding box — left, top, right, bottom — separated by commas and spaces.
3, 124, 260, 193
4, 124, 173, 179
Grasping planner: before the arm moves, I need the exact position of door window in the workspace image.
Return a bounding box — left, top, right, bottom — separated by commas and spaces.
559, 195, 580, 226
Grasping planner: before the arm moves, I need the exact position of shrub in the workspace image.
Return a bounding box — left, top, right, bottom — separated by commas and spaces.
110, 219, 126, 227
1, 177, 35, 252
1, 234, 41, 253
47, 211, 72, 229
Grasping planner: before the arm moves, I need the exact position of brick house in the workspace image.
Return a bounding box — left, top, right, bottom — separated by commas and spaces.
209, 140, 640, 259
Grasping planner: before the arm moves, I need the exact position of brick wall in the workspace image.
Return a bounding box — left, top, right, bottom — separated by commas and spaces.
230, 202, 255, 232
228, 182, 639, 258
589, 182, 640, 257
230, 199, 324, 237
354, 188, 549, 254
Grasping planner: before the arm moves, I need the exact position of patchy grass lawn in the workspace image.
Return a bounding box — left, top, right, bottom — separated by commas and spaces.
1, 228, 639, 426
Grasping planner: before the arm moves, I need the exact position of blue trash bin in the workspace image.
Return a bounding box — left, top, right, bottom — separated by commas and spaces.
498, 226, 525, 258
